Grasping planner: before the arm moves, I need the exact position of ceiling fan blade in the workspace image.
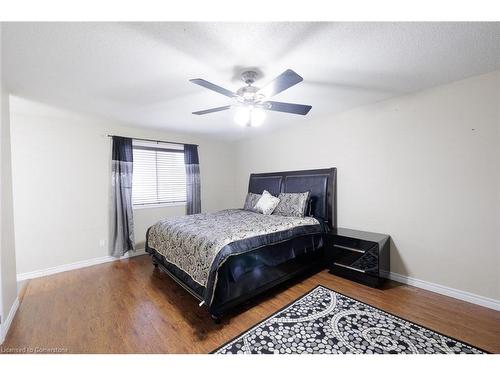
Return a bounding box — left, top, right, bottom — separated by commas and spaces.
263, 101, 312, 115
192, 105, 232, 115
257, 69, 304, 98
189, 79, 236, 98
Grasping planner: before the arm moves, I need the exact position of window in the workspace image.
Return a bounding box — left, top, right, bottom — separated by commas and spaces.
132, 140, 186, 207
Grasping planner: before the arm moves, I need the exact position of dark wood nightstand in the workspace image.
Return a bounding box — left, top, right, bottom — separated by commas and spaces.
325, 228, 390, 287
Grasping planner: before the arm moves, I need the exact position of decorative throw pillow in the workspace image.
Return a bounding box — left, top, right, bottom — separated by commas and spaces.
273, 191, 310, 217
253, 190, 280, 215
243, 192, 261, 211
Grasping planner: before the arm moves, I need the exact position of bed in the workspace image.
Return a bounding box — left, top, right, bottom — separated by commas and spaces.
145, 168, 337, 320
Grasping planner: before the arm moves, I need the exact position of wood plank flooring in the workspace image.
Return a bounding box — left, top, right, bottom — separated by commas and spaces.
2, 255, 499, 353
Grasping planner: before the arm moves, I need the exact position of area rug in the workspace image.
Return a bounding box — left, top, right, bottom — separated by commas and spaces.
214, 285, 486, 354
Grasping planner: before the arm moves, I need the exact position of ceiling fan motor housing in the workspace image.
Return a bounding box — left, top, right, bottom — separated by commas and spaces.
236, 85, 261, 102
236, 71, 264, 102
241, 70, 258, 85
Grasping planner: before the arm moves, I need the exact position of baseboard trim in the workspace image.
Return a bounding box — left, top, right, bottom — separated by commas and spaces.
16, 249, 147, 282
0, 297, 20, 344
15, 253, 500, 312
381, 271, 500, 312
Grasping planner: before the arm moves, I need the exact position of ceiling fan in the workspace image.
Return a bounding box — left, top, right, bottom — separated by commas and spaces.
189, 69, 312, 127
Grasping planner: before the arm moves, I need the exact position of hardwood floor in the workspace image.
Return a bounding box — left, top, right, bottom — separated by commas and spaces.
2, 254, 499, 353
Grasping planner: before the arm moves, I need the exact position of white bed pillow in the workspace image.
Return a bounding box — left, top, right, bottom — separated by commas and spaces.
253, 190, 280, 215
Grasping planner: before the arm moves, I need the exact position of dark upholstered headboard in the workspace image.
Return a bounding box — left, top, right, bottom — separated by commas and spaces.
248, 168, 337, 229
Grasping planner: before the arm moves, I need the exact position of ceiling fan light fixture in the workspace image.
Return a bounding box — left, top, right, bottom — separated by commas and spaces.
250, 107, 265, 127
234, 105, 266, 127
234, 106, 250, 127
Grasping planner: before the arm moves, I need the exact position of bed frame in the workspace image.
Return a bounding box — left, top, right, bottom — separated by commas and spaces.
147, 168, 337, 321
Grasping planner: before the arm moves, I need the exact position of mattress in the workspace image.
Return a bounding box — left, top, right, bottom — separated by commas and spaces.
146, 209, 324, 305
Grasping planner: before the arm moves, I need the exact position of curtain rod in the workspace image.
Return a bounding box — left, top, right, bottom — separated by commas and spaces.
107, 135, 197, 147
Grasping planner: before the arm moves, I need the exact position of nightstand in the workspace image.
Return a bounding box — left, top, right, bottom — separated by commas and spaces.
325, 228, 390, 287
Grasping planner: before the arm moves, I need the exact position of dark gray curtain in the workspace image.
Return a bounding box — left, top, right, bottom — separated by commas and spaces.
110, 136, 135, 257
184, 144, 201, 215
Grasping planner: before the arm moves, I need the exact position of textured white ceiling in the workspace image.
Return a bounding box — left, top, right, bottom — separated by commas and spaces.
3, 22, 500, 140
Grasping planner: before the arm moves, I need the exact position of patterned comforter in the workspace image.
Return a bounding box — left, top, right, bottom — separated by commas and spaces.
147, 209, 322, 304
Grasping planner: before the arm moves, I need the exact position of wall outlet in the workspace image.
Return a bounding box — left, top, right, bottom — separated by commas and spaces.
99, 239, 106, 248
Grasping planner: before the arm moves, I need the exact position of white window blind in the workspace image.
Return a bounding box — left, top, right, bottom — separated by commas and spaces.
132, 140, 186, 206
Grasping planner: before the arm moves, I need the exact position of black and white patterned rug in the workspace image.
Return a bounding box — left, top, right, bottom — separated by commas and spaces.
214, 285, 486, 354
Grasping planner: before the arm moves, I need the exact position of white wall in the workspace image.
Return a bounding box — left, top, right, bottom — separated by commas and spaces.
234, 71, 500, 301
0, 21, 4, 334
1, 89, 18, 321
0, 24, 19, 329
9, 97, 237, 275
